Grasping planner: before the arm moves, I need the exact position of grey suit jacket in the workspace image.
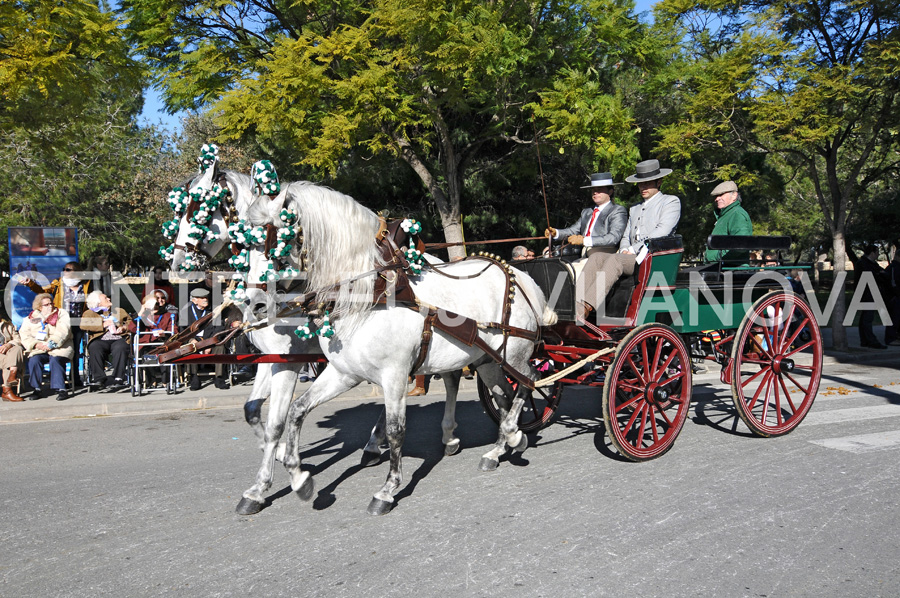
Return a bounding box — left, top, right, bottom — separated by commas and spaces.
557, 203, 628, 249
619, 192, 681, 253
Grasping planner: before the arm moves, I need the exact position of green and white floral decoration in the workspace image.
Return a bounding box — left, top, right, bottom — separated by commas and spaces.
158, 144, 231, 271
293, 311, 335, 340
251, 160, 281, 196
399, 219, 425, 275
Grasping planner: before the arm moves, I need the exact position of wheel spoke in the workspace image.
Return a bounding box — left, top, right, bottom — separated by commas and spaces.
777, 373, 798, 413
623, 398, 644, 432
785, 339, 816, 357
785, 372, 809, 395
624, 354, 647, 385
650, 338, 664, 380
641, 340, 650, 381
615, 389, 643, 413
748, 331, 775, 360
740, 364, 770, 389
653, 349, 678, 383
747, 369, 773, 410
761, 371, 774, 423
781, 316, 809, 350
648, 404, 661, 443
772, 372, 783, 425
778, 301, 796, 349
636, 402, 649, 448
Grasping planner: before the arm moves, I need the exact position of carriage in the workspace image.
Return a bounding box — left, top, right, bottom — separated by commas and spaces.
477, 234, 822, 461
155, 148, 823, 514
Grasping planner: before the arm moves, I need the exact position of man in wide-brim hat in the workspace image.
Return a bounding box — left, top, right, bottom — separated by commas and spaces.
582, 159, 682, 320
545, 172, 628, 321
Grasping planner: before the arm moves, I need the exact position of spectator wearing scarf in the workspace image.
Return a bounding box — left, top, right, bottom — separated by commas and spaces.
19, 293, 73, 401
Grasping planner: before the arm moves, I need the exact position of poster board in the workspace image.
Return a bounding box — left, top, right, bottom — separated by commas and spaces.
6, 227, 79, 327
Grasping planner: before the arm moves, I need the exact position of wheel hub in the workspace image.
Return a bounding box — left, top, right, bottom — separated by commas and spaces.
645, 383, 670, 404
773, 356, 795, 374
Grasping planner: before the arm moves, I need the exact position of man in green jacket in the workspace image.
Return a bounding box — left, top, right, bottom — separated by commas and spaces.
705, 180, 753, 264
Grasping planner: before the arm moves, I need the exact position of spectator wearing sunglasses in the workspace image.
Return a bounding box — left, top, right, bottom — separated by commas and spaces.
22, 261, 91, 387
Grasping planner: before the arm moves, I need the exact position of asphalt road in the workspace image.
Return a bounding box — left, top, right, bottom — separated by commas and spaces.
2, 362, 899, 598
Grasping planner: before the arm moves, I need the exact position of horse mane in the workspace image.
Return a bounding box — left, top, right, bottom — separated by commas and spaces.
249, 181, 384, 324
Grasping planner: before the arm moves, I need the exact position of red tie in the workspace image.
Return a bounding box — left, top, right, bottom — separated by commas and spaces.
585, 207, 600, 238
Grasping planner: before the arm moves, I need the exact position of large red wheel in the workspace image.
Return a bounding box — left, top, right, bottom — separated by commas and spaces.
602, 324, 693, 461
731, 291, 822, 436
477, 358, 563, 433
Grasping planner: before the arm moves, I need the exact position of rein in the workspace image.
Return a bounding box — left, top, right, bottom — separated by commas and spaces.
425, 236, 543, 250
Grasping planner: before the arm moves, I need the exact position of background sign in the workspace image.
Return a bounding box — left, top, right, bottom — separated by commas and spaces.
6, 227, 79, 327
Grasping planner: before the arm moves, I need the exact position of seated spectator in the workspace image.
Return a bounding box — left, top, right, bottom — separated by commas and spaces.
511, 245, 535, 261
181, 288, 229, 391
20, 293, 74, 401
0, 319, 26, 402
144, 265, 177, 309
135, 290, 178, 387
82, 291, 134, 392
21, 261, 90, 387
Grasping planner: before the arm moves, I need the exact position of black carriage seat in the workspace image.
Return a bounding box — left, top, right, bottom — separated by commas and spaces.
676, 235, 793, 287
517, 235, 683, 321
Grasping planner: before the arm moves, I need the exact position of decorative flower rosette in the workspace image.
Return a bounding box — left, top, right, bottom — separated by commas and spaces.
258, 260, 280, 283
400, 218, 422, 235
228, 248, 250, 273
228, 220, 267, 247
198, 143, 219, 171
179, 251, 200, 272
226, 275, 247, 302
161, 219, 180, 240
293, 311, 334, 340
186, 222, 217, 245
168, 187, 190, 216
158, 244, 175, 261
279, 208, 298, 226
251, 160, 281, 196
269, 226, 297, 259
402, 238, 425, 275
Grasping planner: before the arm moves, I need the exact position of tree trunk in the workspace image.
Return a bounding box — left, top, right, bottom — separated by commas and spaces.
831, 231, 849, 351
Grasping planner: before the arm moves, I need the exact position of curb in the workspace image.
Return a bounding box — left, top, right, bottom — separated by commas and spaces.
0, 377, 482, 424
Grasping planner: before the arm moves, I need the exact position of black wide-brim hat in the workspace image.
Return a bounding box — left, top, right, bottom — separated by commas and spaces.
580, 172, 624, 188
625, 159, 673, 183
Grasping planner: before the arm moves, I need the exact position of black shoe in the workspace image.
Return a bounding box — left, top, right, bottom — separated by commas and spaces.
28, 389, 42, 401
106, 380, 128, 392
190, 375, 202, 391
55, 390, 69, 401
214, 377, 229, 390
863, 341, 887, 349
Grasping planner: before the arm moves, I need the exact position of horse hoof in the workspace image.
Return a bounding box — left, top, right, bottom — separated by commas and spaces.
367, 497, 393, 516
444, 440, 460, 457
295, 474, 315, 502
236, 497, 264, 516
360, 450, 382, 468
479, 457, 499, 472
510, 431, 528, 453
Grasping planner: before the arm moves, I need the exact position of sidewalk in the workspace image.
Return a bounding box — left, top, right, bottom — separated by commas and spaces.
2, 326, 896, 424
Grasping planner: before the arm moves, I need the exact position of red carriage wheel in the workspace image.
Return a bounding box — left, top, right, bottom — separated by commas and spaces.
601, 324, 693, 461
730, 290, 823, 437
477, 358, 563, 433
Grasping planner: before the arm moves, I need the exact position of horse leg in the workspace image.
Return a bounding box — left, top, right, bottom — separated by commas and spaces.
360, 410, 387, 467
440, 371, 462, 456
367, 378, 408, 516
281, 367, 362, 505
236, 364, 301, 515
474, 365, 515, 471
242, 363, 272, 450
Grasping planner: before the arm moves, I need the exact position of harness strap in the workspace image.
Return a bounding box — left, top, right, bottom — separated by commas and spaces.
410, 307, 438, 375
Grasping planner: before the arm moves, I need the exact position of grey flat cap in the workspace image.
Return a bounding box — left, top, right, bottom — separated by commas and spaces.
190, 288, 210, 298
710, 180, 738, 196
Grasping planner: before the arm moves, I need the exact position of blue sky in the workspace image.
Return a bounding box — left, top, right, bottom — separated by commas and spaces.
137, 0, 659, 132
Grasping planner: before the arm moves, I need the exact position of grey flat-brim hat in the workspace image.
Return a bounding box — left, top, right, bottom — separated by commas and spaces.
710, 180, 738, 195
190, 288, 210, 298
625, 159, 673, 183
580, 172, 624, 188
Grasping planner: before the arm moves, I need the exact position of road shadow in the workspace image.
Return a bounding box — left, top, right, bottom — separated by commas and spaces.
254, 399, 502, 512
690, 383, 756, 437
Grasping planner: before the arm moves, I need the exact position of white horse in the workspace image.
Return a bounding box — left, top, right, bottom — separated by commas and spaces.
248, 181, 557, 515
167, 162, 465, 516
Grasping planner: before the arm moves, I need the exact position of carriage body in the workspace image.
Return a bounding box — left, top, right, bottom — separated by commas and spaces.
480, 234, 824, 461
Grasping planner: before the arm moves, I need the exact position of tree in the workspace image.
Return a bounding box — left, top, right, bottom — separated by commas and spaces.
0, 0, 179, 272
652, 0, 900, 349
121, 0, 648, 257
